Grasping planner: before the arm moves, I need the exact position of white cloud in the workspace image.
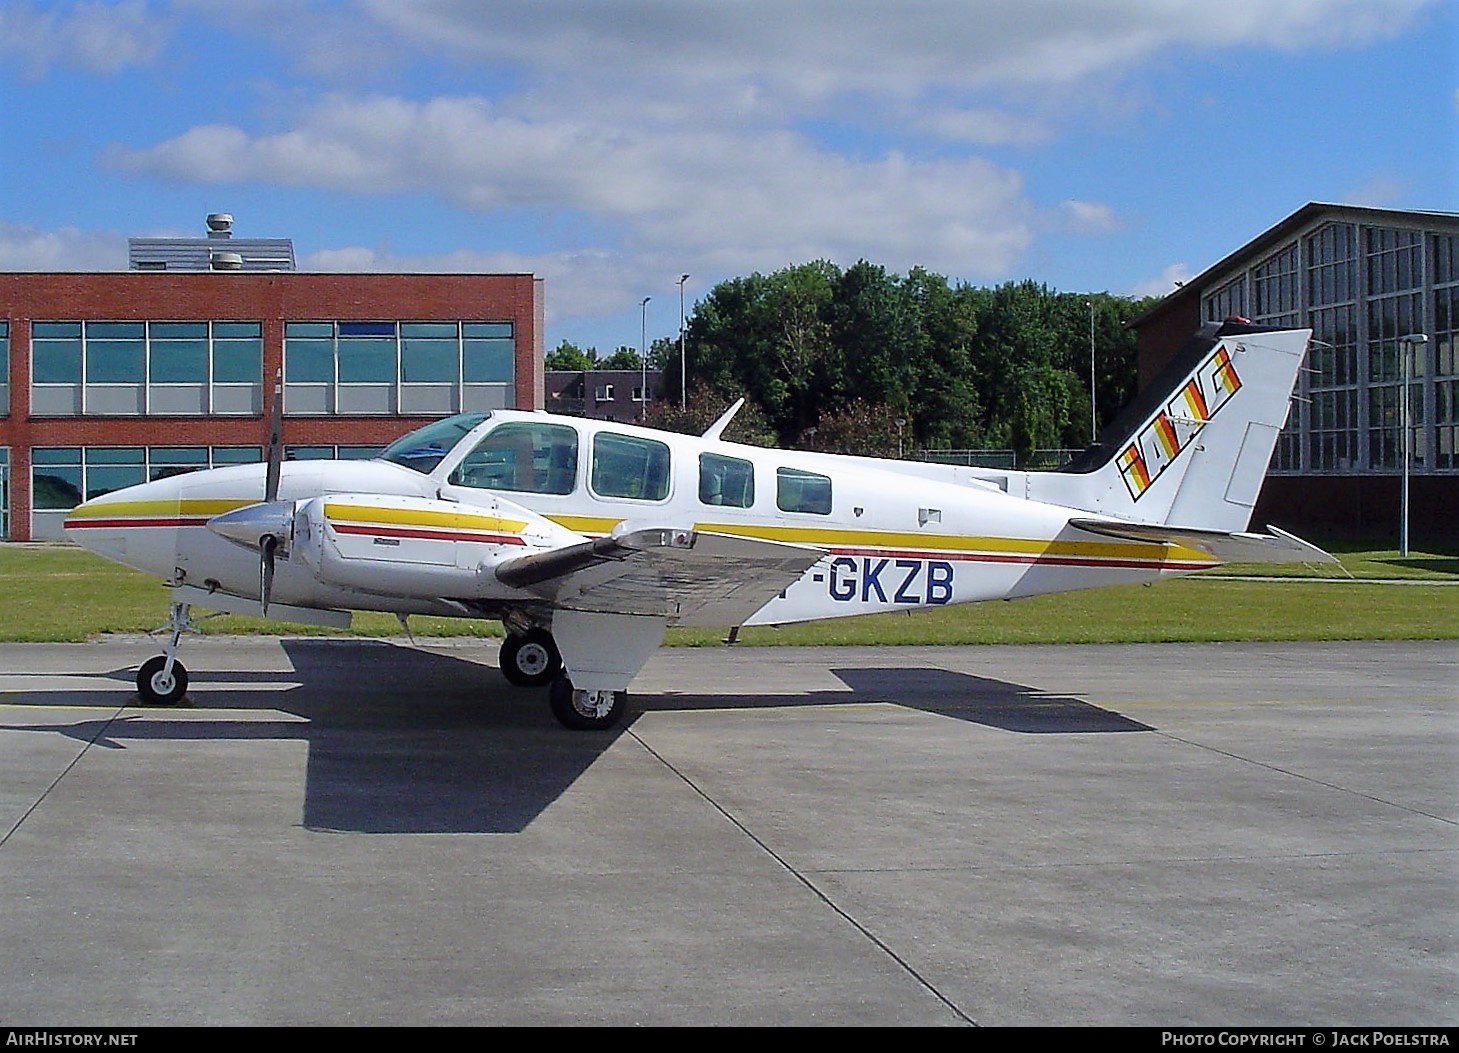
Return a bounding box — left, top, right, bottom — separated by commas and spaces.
108, 94, 1037, 278
1056, 200, 1121, 234
1127, 262, 1192, 299
0, 0, 171, 78
0, 219, 125, 270
1342, 174, 1408, 207
360, 0, 1432, 97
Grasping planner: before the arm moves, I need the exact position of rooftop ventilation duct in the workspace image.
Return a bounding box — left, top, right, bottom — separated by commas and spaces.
209, 251, 243, 270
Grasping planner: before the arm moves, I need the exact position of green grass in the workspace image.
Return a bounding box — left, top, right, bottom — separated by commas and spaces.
3, 542, 1456, 646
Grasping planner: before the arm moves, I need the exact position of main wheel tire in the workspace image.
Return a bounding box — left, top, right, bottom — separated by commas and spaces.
137, 654, 188, 706
548, 676, 627, 731
499, 628, 562, 688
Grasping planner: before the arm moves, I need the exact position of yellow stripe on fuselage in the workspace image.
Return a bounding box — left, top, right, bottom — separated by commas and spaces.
543, 513, 1213, 565
65, 498, 254, 520
323, 502, 528, 534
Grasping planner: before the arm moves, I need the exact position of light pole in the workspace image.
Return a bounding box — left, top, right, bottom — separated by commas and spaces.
639, 296, 651, 421
677, 274, 689, 410
1399, 332, 1428, 558
1086, 300, 1097, 443
895, 417, 906, 459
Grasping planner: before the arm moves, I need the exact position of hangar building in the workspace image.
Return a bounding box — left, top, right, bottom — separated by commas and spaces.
0, 216, 545, 540
1132, 203, 1459, 544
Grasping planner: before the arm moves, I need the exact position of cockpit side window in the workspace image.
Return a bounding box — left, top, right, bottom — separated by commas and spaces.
591, 432, 671, 501
448, 421, 579, 495
699, 452, 754, 508
378, 412, 489, 475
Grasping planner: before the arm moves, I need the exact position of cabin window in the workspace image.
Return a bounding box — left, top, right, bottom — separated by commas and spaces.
699, 453, 754, 508
776, 467, 832, 515
450, 421, 579, 495
591, 432, 671, 501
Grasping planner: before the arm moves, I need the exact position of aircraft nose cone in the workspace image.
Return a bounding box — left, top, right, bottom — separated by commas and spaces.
206, 501, 294, 549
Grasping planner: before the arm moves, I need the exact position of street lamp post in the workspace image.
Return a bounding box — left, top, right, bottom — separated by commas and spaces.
1399, 333, 1428, 558
677, 274, 690, 410
640, 296, 651, 421
1086, 300, 1097, 444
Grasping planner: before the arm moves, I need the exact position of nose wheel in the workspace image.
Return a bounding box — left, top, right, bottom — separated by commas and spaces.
499, 628, 562, 687
135, 599, 198, 706
137, 654, 189, 705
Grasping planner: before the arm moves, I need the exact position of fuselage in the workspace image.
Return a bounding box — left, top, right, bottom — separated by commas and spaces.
65, 409, 1218, 626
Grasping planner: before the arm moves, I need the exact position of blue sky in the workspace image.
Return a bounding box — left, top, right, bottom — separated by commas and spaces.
1, 0, 1454, 353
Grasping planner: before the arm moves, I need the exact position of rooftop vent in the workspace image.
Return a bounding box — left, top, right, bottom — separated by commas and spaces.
205, 213, 234, 238
209, 251, 243, 271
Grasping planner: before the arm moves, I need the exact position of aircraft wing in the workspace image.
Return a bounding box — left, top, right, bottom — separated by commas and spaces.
495, 527, 825, 627
1068, 519, 1338, 565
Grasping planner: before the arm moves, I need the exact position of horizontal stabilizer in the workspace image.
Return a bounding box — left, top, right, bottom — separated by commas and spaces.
1068, 519, 1337, 565
496, 527, 824, 627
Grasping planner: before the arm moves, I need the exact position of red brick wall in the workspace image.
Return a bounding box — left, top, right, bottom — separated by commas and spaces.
1, 272, 543, 539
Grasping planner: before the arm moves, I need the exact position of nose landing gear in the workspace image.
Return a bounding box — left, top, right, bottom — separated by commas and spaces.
135, 601, 198, 706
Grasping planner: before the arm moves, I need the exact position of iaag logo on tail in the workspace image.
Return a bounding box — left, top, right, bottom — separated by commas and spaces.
1118, 345, 1242, 500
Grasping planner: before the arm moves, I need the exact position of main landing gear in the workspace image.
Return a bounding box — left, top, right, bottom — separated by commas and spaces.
499, 626, 628, 731
548, 676, 628, 732
498, 627, 562, 688
136, 601, 195, 705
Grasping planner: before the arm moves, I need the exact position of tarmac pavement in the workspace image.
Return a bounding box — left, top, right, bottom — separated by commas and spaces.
0, 636, 1454, 1026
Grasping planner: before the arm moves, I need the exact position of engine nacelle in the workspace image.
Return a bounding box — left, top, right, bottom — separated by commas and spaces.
293, 492, 577, 599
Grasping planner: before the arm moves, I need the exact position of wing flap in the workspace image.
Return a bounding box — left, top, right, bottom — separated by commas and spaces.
495, 527, 824, 626
1068, 518, 1338, 565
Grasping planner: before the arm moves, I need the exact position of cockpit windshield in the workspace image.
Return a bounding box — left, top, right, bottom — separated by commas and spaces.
378, 412, 490, 474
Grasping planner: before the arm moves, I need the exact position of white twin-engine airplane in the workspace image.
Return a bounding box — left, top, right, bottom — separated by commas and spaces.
65, 320, 1333, 730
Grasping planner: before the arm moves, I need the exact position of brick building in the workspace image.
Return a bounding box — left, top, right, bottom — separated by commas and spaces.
1132, 203, 1459, 544
0, 268, 545, 539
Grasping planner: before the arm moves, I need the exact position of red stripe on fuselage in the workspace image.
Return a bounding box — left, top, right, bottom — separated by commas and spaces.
64, 518, 211, 529
330, 523, 528, 546
825, 546, 1212, 572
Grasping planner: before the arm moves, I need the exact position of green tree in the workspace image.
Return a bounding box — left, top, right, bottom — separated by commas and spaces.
545, 340, 597, 371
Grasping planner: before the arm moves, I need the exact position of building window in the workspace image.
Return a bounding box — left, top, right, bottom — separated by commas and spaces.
776, 467, 832, 515
0, 448, 8, 539
1252, 243, 1300, 325
29, 321, 262, 416
1307, 304, 1360, 472
29, 446, 262, 539
1433, 234, 1459, 471
0, 321, 8, 418
284, 445, 381, 461
1366, 227, 1422, 296
1203, 277, 1245, 323
283, 320, 515, 416
1307, 223, 1357, 307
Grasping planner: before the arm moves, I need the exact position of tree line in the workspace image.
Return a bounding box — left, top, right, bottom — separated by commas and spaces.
550, 260, 1159, 461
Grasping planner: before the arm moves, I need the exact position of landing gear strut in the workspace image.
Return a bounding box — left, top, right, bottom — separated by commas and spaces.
137, 601, 193, 705
548, 675, 627, 731
498, 627, 562, 688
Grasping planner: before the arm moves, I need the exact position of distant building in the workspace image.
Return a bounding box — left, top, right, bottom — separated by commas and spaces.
1132, 203, 1459, 543
546, 369, 662, 423
1, 215, 545, 540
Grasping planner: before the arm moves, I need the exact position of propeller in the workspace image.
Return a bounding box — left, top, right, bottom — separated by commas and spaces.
205, 371, 290, 614
260, 534, 278, 615
258, 370, 285, 613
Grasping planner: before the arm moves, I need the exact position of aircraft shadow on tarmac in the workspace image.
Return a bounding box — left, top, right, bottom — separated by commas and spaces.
3, 639, 1150, 835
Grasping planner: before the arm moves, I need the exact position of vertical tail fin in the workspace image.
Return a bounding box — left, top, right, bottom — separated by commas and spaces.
1045, 321, 1310, 531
